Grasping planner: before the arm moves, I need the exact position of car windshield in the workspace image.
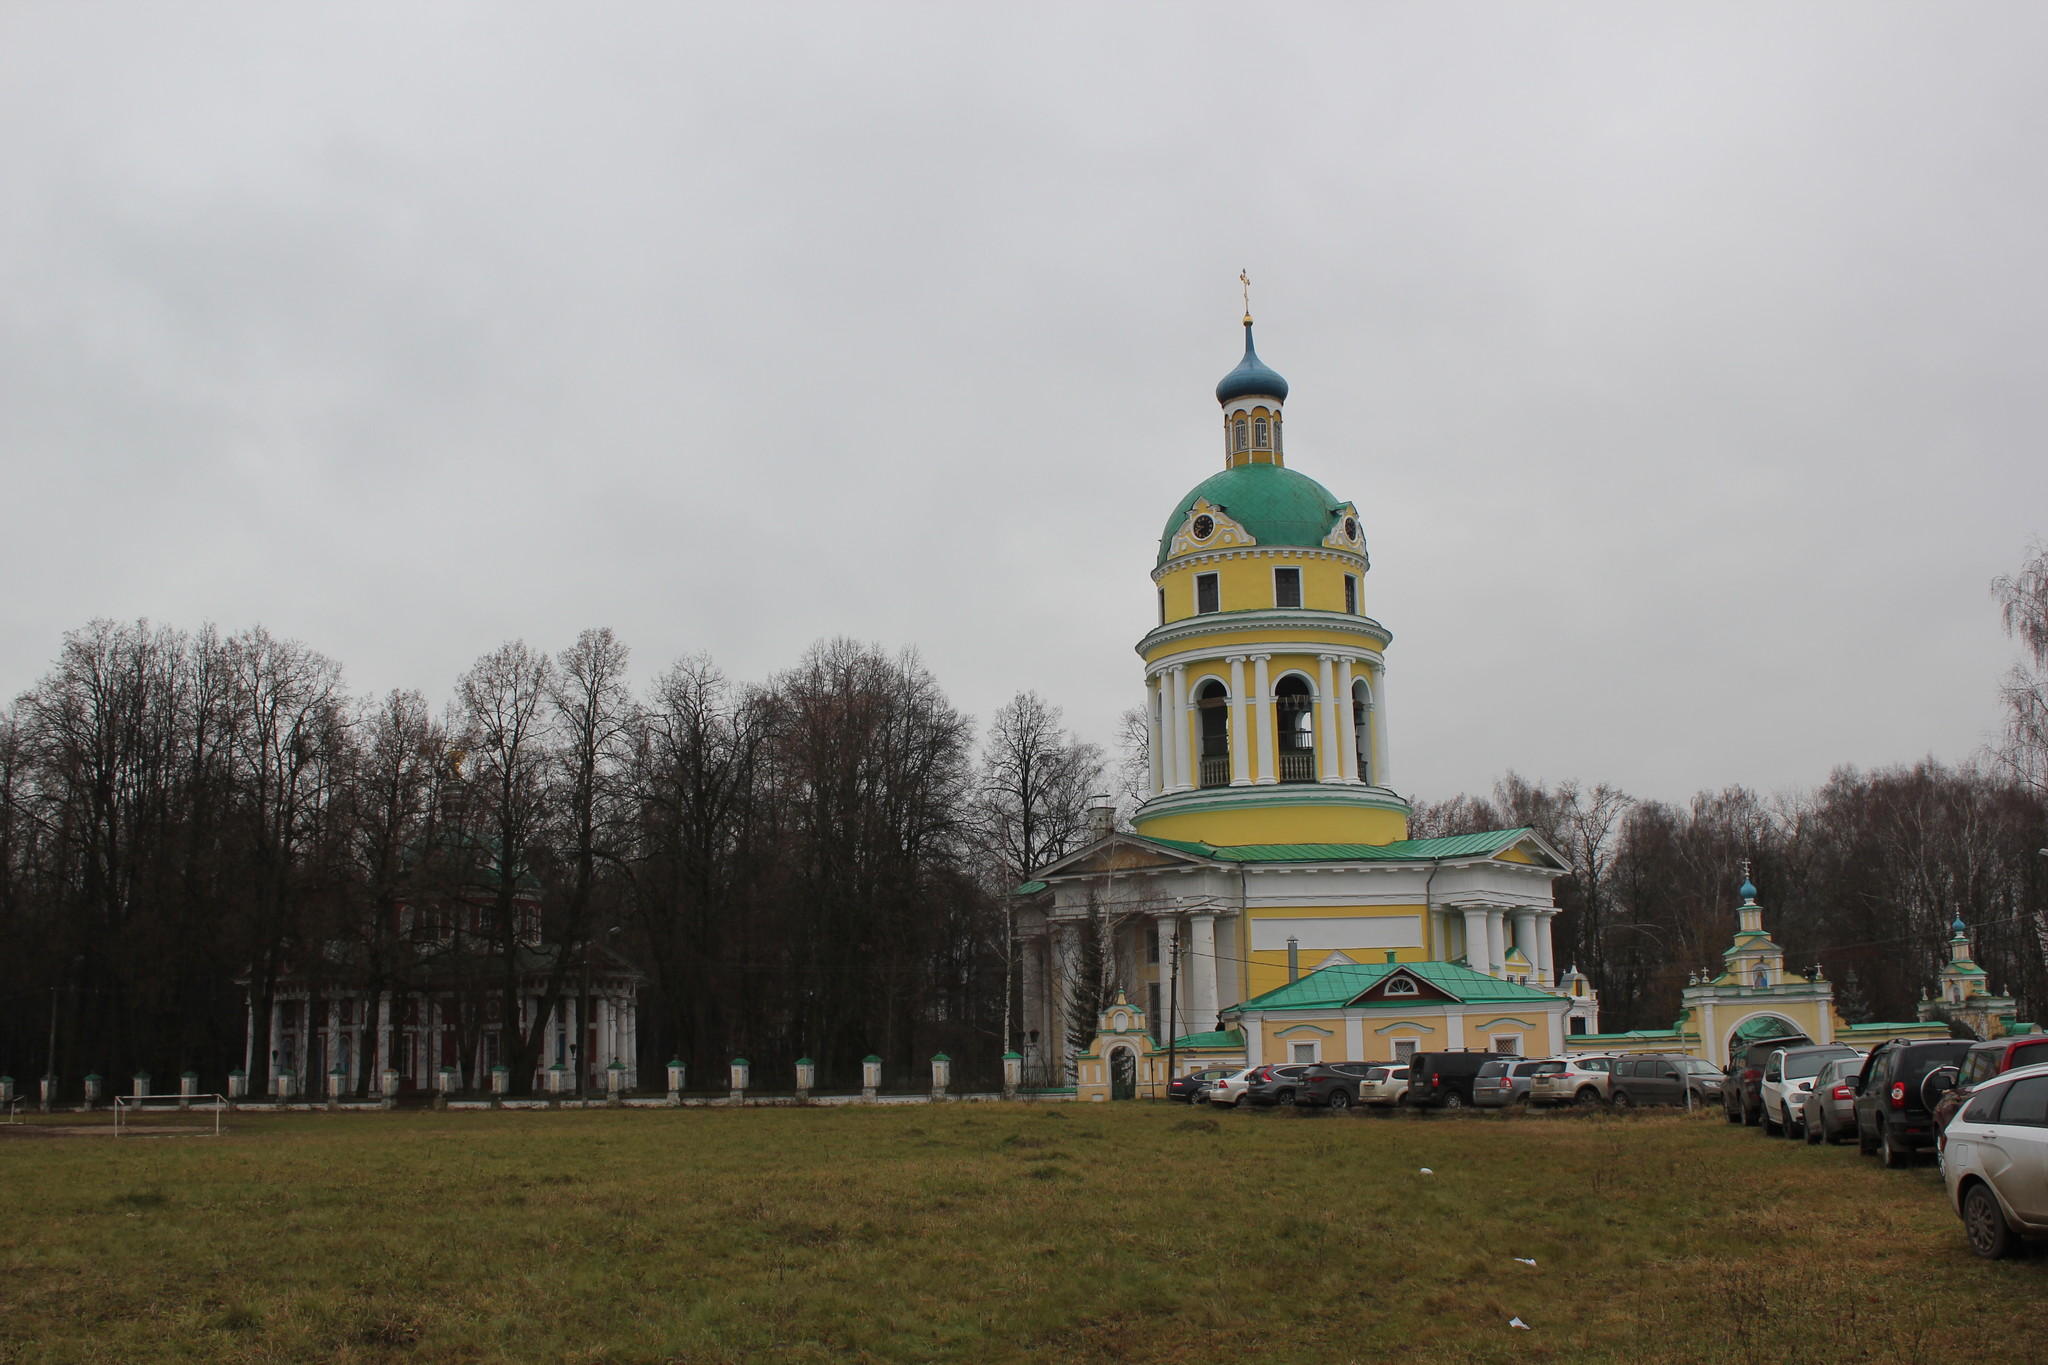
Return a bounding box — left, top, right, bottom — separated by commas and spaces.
1785, 1049, 1854, 1079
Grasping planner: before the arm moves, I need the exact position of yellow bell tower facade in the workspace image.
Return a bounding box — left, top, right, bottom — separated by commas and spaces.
1135, 311, 1409, 846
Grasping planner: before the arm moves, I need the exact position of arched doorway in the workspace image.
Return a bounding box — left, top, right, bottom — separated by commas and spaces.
1726, 1013, 1804, 1060
1110, 1047, 1137, 1101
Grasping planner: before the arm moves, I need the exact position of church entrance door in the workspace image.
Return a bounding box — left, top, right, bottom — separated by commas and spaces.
1111, 1050, 1137, 1101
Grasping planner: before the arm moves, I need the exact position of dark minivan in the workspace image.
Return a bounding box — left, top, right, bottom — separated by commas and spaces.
1404, 1051, 1512, 1110
1853, 1038, 1974, 1167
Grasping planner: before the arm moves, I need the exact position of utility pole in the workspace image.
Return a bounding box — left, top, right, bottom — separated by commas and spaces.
1166, 916, 1180, 1095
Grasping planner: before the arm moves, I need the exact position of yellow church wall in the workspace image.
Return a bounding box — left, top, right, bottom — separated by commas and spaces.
1496, 847, 1535, 865
1140, 623, 1388, 665
1136, 800, 1409, 846
1154, 556, 1371, 624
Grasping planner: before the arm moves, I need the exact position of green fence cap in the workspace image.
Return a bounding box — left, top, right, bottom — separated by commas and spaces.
931, 1053, 951, 1062
795, 1056, 814, 1066
731, 1057, 749, 1066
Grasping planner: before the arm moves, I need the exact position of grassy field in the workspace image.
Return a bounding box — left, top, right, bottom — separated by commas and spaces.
0, 1101, 2036, 1364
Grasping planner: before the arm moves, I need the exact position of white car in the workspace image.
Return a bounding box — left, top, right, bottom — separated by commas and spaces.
1760, 1044, 1859, 1137
1529, 1056, 1616, 1107
1940, 1060, 2048, 1258
1205, 1067, 1258, 1108
1360, 1065, 1409, 1107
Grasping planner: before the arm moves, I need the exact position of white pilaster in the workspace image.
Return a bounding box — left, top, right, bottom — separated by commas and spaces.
1187, 912, 1218, 1030
1317, 655, 1340, 782
1345, 1015, 1364, 1062
1226, 657, 1250, 785
1252, 655, 1276, 784
1486, 908, 1507, 978
1170, 666, 1191, 790
1337, 657, 1359, 782
1147, 677, 1162, 795
1371, 663, 1392, 789
1446, 1011, 1467, 1049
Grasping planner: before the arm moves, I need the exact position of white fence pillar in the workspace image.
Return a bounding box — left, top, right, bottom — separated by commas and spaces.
605, 1061, 625, 1105
1002, 1051, 1022, 1100
861, 1055, 882, 1102
930, 1053, 951, 1100
795, 1057, 815, 1100
729, 1058, 749, 1103
666, 1059, 686, 1102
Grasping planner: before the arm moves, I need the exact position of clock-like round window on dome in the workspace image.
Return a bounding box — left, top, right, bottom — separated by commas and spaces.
1344, 516, 1358, 542
1192, 514, 1214, 541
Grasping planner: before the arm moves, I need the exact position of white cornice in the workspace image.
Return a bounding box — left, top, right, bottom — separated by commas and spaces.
1137, 610, 1392, 662
1153, 544, 1368, 581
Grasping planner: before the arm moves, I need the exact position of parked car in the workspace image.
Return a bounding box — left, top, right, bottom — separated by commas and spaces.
1205, 1067, 1259, 1107
1473, 1058, 1551, 1108
1361, 1065, 1409, 1107
1530, 1055, 1617, 1107
1300, 1063, 1374, 1110
1167, 1066, 1236, 1104
1799, 1055, 1864, 1146
1726, 1033, 1814, 1126
1939, 1061, 2048, 1258
1608, 1053, 1719, 1109
1404, 1051, 1512, 1110
1930, 1034, 2048, 1131
1761, 1044, 1859, 1136
1853, 1038, 1974, 1167
1241, 1063, 1316, 1107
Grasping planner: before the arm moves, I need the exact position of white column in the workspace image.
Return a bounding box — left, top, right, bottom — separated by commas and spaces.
1055, 924, 1084, 1074
1337, 657, 1359, 782
1252, 655, 1276, 784
1486, 908, 1507, 978
1170, 666, 1191, 791
625, 998, 640, 1088
1226, 657, 1250, 785
1511, 909, 1536, 976
1371, 663, 1392, 789
1147, 677, 1163, 794
377, 993, 393, 1088
1461, 909, 1487, 968
325, 997, 340, 1082
1317, 655, 1340, 782
268, 998, 282, 1077
1536, 911, 1557, 987
1187, 912, 1218, 1030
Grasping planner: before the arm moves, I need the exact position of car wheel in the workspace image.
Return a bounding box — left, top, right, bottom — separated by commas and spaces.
1440, 1093, 1464, 1111
1822, 1112, 1843, 1146
1762, 1105, 1779, 1137
1724, 1101, 1742, 1125
1785, 1108, 1804, 1140
1610, 1089, 1633, 1111
1963, 1183, 2016, 1260
1327, 1089, 1351, 1112
1881, 1126, 1909, 1169
1576, 1088, 1602, 1108
1743, 1102, 1761, 1127
1275, 1089, 1296, 1107
1805, 1111, 1823, 1145
1858, 1115, 1878, 1156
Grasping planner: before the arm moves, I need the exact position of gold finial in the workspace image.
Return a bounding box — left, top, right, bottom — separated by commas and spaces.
1239, 269, 1252, 324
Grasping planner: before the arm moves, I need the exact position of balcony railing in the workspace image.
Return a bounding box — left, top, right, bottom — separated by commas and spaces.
1199, 756, 1231, 788
1278, 751, 1317, 783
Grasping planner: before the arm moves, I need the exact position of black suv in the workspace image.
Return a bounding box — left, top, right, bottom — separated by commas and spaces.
1852, 1038, 1974, 1168
1404, 1051, 1512, 1110
1300, 1063, 1373, 1110
1723, 1033, 1812, 1126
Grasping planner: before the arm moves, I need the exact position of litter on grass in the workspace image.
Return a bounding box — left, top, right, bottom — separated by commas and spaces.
1509, 1318, 1532, 1330
1513, 1258, 1537, 1266
1418, 1168, 1433, 1176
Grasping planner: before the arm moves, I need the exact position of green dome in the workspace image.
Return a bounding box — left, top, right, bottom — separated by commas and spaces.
1157, 463, 1350, 568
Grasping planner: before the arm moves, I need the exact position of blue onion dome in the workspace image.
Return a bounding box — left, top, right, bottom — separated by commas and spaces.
1215, 322, 1289, 404
1953, 914, 1969, 936
1739, 876, 1757, 902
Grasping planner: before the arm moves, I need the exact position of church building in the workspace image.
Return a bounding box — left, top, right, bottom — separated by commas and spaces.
1015, 305, 1585, 1090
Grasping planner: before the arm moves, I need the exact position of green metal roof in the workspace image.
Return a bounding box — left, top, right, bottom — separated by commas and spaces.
1157, 462, 1349, 568
1133, 828, 1541, 865
1171, 1029, 1246, 1050
1012, 880, 1048, 896
1231, 959, 1561, 1014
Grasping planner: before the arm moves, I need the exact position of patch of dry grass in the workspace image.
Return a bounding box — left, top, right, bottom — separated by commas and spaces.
0, 1103, 2035, 1363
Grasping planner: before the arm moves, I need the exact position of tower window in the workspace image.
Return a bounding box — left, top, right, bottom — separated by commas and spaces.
1344, 574, 1357, 614
1273, 418, 1282, 458
1352, 678, 1372, 784
1195, 679, 1230, 788
1274, 567, 1301, 609
1233, 420, 1247, 453
1274, 674, 1315, 781
1195, 573, 1219, 614
1253, 417, 1269, 449
1158, 589, 1166, 625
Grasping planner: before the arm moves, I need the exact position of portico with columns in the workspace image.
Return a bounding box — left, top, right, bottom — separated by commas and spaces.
1012, 305, 1581, 1083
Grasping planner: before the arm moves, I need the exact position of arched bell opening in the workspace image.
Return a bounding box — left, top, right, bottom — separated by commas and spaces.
1274, 674, 1316, 783
1195, 679, 1231, 789
1351, 678, 1373, 785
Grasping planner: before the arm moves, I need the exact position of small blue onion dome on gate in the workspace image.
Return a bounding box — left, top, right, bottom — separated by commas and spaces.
1215, 322, 1289, 404
1739, 875, 1757, 902
1953, 914, 1969, 936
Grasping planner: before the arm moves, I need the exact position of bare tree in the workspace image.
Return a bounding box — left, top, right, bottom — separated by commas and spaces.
1993, 541, 2048, 798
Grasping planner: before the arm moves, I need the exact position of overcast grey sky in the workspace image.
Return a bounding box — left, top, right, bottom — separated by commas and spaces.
3, 4, 2045, 804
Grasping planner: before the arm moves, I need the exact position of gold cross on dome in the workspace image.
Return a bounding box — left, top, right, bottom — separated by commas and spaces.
1239, 269, 1252, 322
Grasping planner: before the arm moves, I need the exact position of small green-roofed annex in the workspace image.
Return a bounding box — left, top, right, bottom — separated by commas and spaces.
1230, 959, 1561, 1015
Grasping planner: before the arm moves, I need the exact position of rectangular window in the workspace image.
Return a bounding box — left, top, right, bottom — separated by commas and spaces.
1195, 573, 1219, 614
1147, 982, 1161, 1022
1393, 1040, 1418, 1062
1344, 574, 1357, 614
1157, 588, 1166, 625
1291, 1042, 1318, 1063
1568, 1018, 1587, 1035
1493, 1036, 1522, 1056
1274, 567, 1301, 609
